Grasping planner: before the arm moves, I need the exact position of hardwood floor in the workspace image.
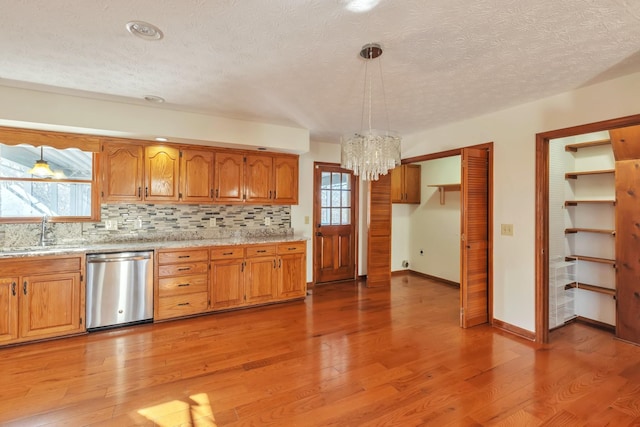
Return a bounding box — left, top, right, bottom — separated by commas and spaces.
1, 274, 639, 426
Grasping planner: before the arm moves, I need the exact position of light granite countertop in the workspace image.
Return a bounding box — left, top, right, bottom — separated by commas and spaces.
0, 234, 310, 259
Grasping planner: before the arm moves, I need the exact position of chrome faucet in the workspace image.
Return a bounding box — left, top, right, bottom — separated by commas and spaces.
39, 215, 53, 246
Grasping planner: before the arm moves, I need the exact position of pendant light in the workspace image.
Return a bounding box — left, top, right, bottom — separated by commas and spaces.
28, 147, 54, 178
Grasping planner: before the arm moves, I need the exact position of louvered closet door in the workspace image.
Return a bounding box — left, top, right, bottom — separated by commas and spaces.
367, 173, 392, 287
460, 147, 489, 327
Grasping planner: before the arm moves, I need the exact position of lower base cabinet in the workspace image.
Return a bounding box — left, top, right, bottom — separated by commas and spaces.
0, 255, 84, 346
157, 241, 307, 321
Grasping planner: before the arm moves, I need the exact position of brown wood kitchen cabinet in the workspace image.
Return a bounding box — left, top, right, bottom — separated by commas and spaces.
277, 241, 307, 299
155, 248, 209, 320
213, 152, 245, 203
180, 148, 215, 203
0, 255, 84, 346
245, 154, 299, 204
101, 140, 180, 203
245, 244, 278, 304
210, 246, 246, 310
391, 164, 421, 204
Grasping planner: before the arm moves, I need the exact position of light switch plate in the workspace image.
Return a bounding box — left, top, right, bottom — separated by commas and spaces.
501, 223, 514, 236
209, 218, 217, 228
105, 219, 118, 230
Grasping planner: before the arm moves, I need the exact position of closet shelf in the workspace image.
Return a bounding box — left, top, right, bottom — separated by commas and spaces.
565, 255, 616, 267
564, 282, 616, 297
565, 169, 615, 179
427, 183, 460, 205
564, 200, 616, 206
565, 228, 615, 235
564, 139, 611, 152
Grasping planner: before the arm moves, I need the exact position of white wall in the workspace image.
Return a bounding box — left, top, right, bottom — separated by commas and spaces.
400, 71, 640, 333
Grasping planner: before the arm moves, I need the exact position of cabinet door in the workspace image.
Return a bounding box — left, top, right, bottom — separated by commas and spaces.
390, 166, 404, 202
145, 145, 180, 202
404, 164, 421, 204
101, 142, 144, 202
210, 258, 245, 310
278, 253, 306, 299
180, 149, 214, 203
273, 156, 299, 204
214, 152, 245, 203
0, 277, 19, 343
245, 256, 277, 304
20, 272, 82, 339
245, 154, 273, 203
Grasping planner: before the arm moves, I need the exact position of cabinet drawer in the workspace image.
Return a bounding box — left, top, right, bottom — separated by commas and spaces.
0, 256, 82, 275
158, 274, 208, 296
245, 245, 276, 257
157, 292, 208, 319
158, 262, 208, 277
211, 247, 244, 260
277, 241, 306, 254
158, 249, 208, 264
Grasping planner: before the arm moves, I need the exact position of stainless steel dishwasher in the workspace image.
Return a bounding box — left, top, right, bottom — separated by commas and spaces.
86, 251, 154, 330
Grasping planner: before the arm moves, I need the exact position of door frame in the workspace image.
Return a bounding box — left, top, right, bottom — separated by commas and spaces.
312, 162, 359, 285
534, 113, 640, 343
402, 141, 494, 325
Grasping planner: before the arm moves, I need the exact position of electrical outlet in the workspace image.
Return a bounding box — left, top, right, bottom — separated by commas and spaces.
209, 218, 217, 228
133, 217, 143, 229
265, 217, 271, 226
105, 219, 118, 230
501, 223, 514, 236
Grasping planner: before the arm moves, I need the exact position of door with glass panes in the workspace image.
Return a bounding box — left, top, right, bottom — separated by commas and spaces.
313, 163, 357, 283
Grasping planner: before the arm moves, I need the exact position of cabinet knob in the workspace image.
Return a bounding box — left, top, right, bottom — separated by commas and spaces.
23, 281, 27, 295
11, 281, 16, 296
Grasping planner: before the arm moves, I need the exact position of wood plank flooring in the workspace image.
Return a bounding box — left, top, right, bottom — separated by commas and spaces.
1, 274, 639, 426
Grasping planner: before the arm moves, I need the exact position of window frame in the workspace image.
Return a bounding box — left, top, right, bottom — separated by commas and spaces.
0, 126, 101, 224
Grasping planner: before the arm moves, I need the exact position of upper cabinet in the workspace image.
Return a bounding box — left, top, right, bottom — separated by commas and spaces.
145, 145, 180, 202
102, 139, 298, 205
101, 142, 144, 202
391, 164, 421, 204
180, 149, 215, 203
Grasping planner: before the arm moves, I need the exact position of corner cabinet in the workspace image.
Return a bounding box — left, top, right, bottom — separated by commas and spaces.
0, 255, 85, 346
391, 164, 421, 204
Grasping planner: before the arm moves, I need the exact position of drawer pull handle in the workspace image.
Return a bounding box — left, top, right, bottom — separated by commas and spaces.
177, 302, 190, 306
23, 281, 27, 295
273, 259, 276, 268
279, 259, 282, 268
178, 255, 190, 259
223, 252, 233, 255
11, 281, 16, 296
288, 247, 296, 251
257, 250, 267, 253
178, 267, 191, 271
178, 283, 190, 287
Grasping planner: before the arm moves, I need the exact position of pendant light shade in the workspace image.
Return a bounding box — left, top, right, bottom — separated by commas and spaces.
28, 147, 54, 178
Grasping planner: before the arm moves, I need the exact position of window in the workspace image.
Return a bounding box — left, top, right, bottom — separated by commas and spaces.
0, 143, 97, 222
320, 171, 351, 225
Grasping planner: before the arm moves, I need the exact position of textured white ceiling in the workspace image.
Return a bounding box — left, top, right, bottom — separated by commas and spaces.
1, 0, 640, 143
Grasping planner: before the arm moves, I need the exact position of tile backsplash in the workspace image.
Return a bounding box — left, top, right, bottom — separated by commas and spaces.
0, 203, 291, 247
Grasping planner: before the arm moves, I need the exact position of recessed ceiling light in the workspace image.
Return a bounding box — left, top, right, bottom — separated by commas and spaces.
144, 95, 165, 103
126, 21, 164, 41
155, 137, 168, 142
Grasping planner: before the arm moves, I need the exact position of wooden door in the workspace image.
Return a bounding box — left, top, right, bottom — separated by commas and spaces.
615, 159, 640, 344
145, 145, 180, 202
20, 272, 82, 339
214, 152, 245, 203
0, 277, 19, 343
210, 258, 245, 310
273, 156, 299, 204
180, 149, 214, 203
245, 256, 277, 303
314, 164, 357, 284
101, 141, 144, 202
390, 166, 404, 202
404, 164, 422, 204
367, 173, 392, 287
245, 154, 273, 203
278, 252, 306, 298
460, 147, 489, 327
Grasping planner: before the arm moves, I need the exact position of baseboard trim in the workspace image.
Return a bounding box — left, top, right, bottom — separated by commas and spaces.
407, 270, 460, 288
492, 318, 536, 341
391, 270, 410, 277
576, 316, 616, 333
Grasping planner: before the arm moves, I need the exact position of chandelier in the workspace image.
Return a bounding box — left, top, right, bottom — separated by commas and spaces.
341, 43, 401, 181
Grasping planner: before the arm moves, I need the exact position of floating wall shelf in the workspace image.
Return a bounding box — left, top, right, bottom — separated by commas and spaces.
427, 183, 461, 205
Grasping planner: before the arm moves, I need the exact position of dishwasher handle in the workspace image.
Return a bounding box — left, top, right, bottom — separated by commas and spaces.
87, 254, 152, 263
